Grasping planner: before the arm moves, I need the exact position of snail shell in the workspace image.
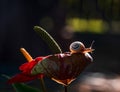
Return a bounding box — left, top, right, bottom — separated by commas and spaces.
70, 41, 85, 53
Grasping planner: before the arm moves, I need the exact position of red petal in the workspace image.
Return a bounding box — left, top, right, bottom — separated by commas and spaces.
19, 57, 44, 74
7, 73, 43, 84
8, 57, 46, 84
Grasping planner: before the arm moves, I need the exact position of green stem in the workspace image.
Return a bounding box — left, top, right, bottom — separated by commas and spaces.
40, 78, 47, 92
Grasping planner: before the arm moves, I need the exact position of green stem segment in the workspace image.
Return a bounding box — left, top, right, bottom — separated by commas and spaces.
34, 26, 62, 54
40, 78, 47, 92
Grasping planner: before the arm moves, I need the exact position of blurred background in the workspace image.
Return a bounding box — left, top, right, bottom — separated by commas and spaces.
0, 0, 120, 92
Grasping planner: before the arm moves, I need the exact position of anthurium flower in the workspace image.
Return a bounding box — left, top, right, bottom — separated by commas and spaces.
8, 41, 94, 86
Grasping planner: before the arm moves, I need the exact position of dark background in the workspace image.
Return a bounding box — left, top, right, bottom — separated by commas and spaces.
0, 0, 120, 92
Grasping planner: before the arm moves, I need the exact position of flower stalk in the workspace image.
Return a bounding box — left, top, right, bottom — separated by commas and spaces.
64, 86, 68, 92
40, 78, 47, 92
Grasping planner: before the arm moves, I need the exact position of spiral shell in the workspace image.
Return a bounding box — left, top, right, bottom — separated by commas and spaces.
70, 41, 85, 53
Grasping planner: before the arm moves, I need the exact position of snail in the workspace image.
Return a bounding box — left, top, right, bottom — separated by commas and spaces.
70, 41, 94, 54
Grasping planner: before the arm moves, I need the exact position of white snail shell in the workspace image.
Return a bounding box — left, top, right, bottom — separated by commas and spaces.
70, 41, 85, 53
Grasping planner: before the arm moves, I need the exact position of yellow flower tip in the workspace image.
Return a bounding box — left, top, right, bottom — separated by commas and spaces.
20, 48, 33, 62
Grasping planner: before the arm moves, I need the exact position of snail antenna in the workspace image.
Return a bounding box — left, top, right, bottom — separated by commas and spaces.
90, 40, 95, 49
89, 40, 95, 54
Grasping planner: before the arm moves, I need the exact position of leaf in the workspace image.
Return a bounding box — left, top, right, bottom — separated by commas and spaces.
1, 74, 41, 92
34, 26, 62, 54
